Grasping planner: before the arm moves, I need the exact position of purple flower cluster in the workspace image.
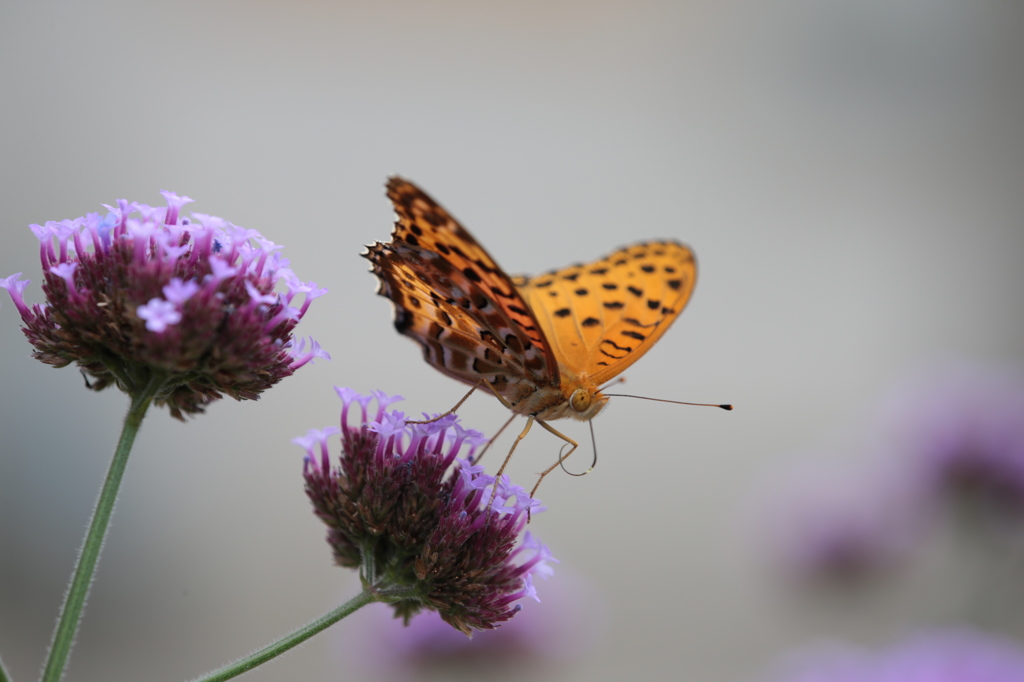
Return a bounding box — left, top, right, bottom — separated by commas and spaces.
2, 192, 326, 418
763, 628, 1024, 682
297, 388, 555, 635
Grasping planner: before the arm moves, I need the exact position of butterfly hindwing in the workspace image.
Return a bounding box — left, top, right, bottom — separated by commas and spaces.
513, 241, 696, 385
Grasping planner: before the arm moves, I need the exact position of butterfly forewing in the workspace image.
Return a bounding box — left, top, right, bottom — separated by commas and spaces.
367, 178, 559, 411
513, 241, 696, 386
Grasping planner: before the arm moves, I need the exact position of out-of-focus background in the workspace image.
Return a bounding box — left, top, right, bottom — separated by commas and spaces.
1, 1, 1023, 680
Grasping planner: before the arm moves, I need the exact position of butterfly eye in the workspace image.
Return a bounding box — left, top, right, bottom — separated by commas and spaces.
569, 388, 592, 413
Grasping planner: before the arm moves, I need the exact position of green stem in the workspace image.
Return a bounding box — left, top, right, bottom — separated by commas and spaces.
40, 375, 164, 682
0, 654, 11, 682
190, 589, 393, 682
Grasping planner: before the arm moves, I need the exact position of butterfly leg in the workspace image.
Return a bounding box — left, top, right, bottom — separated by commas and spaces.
528, 420, 580, 499
472, 413, 517, 465
406, 383, 481, 425
487, 415, 535, 509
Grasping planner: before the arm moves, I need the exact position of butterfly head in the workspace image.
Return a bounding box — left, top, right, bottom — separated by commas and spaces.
563, 384, 609, 422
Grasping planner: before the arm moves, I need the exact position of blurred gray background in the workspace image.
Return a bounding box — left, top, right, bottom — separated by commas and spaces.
1, 1, 1022, 680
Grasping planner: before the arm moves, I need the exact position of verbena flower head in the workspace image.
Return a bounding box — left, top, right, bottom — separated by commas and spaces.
762, 628, 1024, 682
297, 388, 555, 635
1, 192, 327, 418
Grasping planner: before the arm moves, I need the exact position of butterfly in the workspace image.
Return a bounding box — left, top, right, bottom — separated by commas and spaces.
366, 177, 701, 493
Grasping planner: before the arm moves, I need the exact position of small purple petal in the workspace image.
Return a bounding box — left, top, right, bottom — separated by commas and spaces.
287, 336, 330, 369
159, 190, 194, 226
370, 389, 406, 422
49, 262, 79, 298
156, 232, 191, 261
162, 278, 200, 305
1, 273, 31, 318
293, 426, 340, 475
136, 298, 182, 333
368, 411, 408, 441
245, 281, 278, 306
207, 255, 238, 281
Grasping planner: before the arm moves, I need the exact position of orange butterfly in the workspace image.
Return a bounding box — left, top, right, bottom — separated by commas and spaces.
367, 178, 706, 494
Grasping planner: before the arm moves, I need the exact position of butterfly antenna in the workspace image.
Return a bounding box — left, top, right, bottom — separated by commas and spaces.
604, 394, 734, 410
599, 376, 627, 391
560, 419, 599, 477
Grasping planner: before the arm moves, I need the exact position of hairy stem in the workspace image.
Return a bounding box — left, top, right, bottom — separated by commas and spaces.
41, 374, 164, 682
190, 589, 395, 682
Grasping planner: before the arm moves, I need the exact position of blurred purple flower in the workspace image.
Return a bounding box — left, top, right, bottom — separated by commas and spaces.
762, 364, 1024, 582
761, 459, 928, 582
880, 365, 1024, 520
1, 192, 327, 418
762, 628, 1024, 682
296, 388, 556, 635
336, 565, 605, 681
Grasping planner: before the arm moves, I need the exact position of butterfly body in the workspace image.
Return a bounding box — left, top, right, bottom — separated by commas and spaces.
366, 178, 696, 428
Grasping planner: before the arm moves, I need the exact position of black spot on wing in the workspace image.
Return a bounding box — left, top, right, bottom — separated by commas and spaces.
423, 209, 446, 227
394, 308, 413, 333
490, 285, 516, 299
599, 339, 633, 359
623, 317, 657, 328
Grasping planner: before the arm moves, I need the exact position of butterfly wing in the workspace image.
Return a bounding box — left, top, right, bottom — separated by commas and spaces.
366, 177, 560, 410
512, 240, 696, 385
